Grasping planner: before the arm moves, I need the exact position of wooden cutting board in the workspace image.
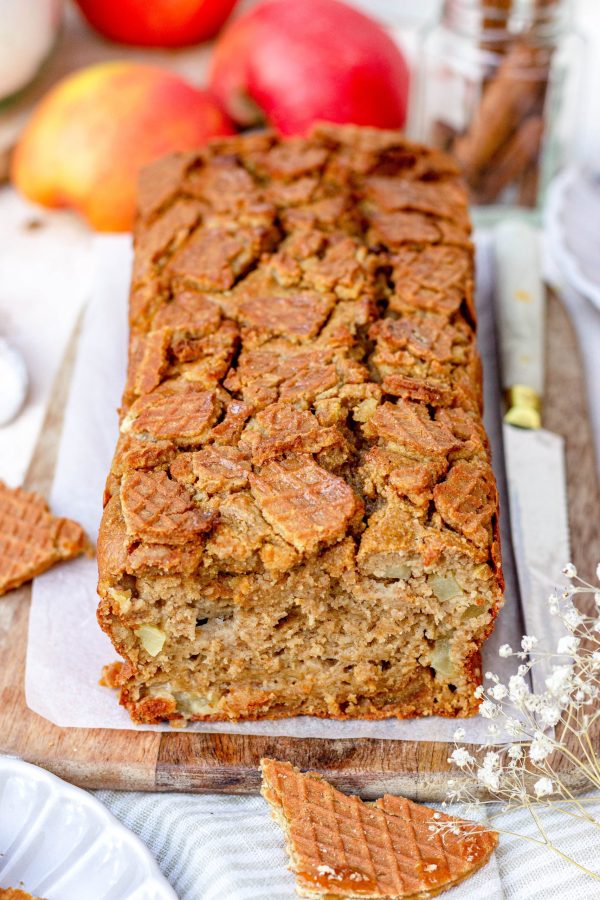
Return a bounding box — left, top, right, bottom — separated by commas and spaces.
0, 292, 598, 799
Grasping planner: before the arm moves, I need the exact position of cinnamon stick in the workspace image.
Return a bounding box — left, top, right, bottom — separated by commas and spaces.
480, 0, 513, 52
453, 42, 549, 184
476, 114, 544, 203
518, 158, 541, 207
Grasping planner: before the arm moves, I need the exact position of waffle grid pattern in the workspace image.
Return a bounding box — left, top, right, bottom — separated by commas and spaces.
262, 759, 497, 898
0, 481, 89, 595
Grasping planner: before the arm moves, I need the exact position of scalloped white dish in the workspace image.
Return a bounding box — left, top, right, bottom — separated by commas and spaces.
0, 758, 177, 900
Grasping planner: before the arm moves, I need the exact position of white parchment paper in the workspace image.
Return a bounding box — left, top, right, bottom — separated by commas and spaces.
26, 235, 541, 741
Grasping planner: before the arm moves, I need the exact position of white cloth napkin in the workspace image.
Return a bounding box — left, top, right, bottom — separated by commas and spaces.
95, 788, 600, 899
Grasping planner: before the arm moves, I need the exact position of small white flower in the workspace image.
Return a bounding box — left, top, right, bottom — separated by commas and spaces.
449, 748, 475, 768
596, 562, 600, 582
508, 674, 529, 703
508, 745, 522, 760
482, 751, 500, 770
505, 717, 525, 737
556, 635, 580, 655
521, 635, 538, 653
545, 665, 573, 697
477, 768, 500, 791
529, 732, 553, 763
562, 563, 577, 578
534, 777, 554, 798
564, 607, 584, 630
474, 685, 485, 699
524, 693, 541, 713
538, 704, 561, 727
453, 727, 466, 741
489, 683, 508, 701
517, 664, 530, 677
499, 644, 513, 658
594, 592, 600, 610
591, 650, 600, 669
479, 699, 500, 719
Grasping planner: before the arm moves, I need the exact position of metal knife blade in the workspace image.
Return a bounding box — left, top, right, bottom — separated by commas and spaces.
494, 220, 570, 691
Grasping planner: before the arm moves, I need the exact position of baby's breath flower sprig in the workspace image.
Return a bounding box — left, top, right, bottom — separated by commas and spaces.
439, 564, 600, 881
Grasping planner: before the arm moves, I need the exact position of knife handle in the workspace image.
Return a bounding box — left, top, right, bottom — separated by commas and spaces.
494, 220, 545, 429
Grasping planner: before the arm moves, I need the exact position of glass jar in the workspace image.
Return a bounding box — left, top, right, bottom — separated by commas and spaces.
415, 0, 582, 219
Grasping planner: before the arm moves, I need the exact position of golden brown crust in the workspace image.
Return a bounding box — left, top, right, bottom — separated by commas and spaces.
97, 124, 504, 725
433, 460, 498, 549
120, 469, 217, 544
249, 455, 363, 555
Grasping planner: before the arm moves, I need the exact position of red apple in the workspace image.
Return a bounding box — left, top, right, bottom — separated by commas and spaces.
73, 0, 239, 48
12, 62, 235, 231
208, 0, 410, 136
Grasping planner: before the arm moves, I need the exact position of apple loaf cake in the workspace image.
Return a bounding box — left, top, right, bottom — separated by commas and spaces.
97, 123, 504, 725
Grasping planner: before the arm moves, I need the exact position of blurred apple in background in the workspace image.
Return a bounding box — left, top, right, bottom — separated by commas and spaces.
12, 61, 234, 231
208, 0, 410, 136
72, 0, 239, 48
0, 0, 62, 102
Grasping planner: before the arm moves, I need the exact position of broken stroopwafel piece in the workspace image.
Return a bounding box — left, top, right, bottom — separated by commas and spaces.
0, 480, 92, 596
260, 758, 497, 899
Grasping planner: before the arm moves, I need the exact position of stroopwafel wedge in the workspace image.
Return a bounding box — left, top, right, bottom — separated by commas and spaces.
0, 480, 92, 596
261, 758, 497, 899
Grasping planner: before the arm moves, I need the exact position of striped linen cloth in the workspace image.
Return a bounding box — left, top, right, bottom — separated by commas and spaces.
96, 790, 600, 899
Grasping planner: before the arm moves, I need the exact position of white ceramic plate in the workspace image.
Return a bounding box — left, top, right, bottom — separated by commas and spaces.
0, 757, 177, 900
545, 167, 600, 312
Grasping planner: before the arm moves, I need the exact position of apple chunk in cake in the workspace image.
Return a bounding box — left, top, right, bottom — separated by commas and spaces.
97, 123, 504, 725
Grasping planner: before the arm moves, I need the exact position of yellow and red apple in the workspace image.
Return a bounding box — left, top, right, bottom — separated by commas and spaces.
12, 61, 234, 231
208, 0, 410, 136
73, 0, 239, 48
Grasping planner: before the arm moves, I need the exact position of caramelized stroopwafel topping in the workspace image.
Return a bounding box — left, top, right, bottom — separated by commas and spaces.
261, 758, 497, 899
0, 481, 91, 596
